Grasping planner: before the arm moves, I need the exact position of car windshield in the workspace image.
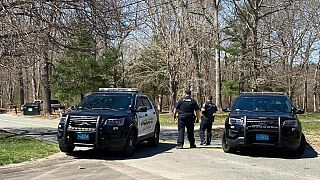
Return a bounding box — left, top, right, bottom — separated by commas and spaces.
77, 94, 133, 111
232, 96, 292, 113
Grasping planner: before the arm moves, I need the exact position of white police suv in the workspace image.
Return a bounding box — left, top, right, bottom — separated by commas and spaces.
57, 88, 160, 155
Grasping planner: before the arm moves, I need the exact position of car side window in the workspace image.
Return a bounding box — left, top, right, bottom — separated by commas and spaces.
136, 96, 144, 108
142, 97, 153, 110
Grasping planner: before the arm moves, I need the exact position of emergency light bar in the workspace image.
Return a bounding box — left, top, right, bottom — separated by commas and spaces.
99, 88, 139, 92
241, 92, 284, 95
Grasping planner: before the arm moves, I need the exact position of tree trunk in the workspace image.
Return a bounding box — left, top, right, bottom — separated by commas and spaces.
313, 92, 317, 112
313, 53, 320, 112
80, 93, 85, 101
169, 77, 178, 113
192, 47, 203, 105
158, 93, 163, 113
18, 66, 24, 106
42, 52, 52, 116
288, 52, 295, 100
9, 73, 14, 105
303, 77, 307, 111
213, 1, 222, 109
32, 69, 38, 100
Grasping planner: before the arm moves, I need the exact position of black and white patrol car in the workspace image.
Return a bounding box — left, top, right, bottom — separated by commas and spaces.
57, 88, 160, 155
222, 92, 306, 157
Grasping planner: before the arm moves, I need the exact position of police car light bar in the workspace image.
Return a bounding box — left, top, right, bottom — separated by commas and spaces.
241, 92, 284, 95
99, 88, 139, 92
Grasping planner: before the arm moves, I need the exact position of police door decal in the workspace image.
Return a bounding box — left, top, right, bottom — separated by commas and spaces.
136, 96, 147, 136
141, 96, 155, 135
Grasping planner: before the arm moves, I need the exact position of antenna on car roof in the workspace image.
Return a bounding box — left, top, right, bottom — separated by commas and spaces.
98, 88, 139, 92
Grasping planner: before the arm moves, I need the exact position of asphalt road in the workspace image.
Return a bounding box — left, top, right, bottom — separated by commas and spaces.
1, 113, 320, 180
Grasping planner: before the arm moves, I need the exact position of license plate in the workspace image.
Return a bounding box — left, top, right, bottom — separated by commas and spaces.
77, 133, 89, 141
28, 108, 33, 112
256, 134, 269, 141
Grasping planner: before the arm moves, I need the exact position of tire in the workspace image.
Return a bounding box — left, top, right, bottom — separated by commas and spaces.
222, 130, 236, 153
59, 144, 75, 154
148, 124, 160, 146
288, 133, 306, 157
124, 130, 137, 156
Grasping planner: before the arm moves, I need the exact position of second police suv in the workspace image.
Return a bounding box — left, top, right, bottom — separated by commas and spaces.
57, 88, 160, 155
222, 92, 306, 157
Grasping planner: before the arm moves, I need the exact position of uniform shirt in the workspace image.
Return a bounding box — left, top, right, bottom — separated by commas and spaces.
175, 95, 200, 118
202, 100, 218, 119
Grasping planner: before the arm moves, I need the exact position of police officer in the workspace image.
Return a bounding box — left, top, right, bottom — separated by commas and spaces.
200, 95, 218, 145
173, 89, 200, 149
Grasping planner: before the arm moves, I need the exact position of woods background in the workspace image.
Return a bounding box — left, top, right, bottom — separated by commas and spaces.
1, 0, 320, 115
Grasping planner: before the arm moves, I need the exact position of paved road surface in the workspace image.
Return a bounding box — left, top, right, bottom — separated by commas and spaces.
1, 114, 320, 180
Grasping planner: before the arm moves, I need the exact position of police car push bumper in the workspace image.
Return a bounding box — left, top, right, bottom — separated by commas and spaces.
58, 115, 131, 150
225, 116, 301, 149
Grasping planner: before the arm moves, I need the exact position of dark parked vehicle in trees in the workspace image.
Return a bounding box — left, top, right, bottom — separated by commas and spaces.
50, 100, 61, 110
222, 92, 306, 157
57, 88, 160, 155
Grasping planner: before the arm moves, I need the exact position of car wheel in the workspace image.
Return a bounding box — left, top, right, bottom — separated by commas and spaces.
59, 144, 75, 154
288, 133, 306, 157
124, 130, 137, 156
148, 124, 160, 146
222, 130, 236, 153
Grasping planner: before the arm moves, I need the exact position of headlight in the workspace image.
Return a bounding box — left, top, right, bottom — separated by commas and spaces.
105, 118, 125, 126
229, 117, 243, 125
283, 120, 298, 127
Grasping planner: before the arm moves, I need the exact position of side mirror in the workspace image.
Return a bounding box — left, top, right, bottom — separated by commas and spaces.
136, 106, 147, 112
295, 108, 305, 114
222, 107, 231, 112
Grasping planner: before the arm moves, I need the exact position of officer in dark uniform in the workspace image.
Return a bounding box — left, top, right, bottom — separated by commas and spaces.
200, 95, 218, 145
173, 89, 200, 149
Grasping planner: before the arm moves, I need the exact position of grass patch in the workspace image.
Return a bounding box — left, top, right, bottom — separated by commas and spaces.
299, 117, 320, 147
0, 134, 59, 166
159, 113, 227, 126
301, 121, 320, 135
159, 113, 176, 126
298, 113, 320, 122
296, 113, 320, 135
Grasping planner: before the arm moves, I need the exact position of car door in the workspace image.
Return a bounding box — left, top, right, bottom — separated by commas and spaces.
141, 96, 156, 135
135, 96, 148, 137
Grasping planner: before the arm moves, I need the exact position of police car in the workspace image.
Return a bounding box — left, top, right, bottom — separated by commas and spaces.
222, 92, 306, 157
57, 88, 160, 155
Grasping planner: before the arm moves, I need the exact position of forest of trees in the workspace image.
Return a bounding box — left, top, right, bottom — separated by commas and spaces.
1, 0, 320, 115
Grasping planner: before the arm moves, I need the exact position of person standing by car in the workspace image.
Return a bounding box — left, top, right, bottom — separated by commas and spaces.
200, 95, 218, 145
173, 89, 200, 149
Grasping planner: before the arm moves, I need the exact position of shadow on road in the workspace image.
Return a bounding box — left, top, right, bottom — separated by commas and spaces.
160, 129, 178, 142
233, 142, 318, 159
160, 128, 224, 142
69, 142, 176, 160
1, 128, 58, 143
0, 109, 7, 114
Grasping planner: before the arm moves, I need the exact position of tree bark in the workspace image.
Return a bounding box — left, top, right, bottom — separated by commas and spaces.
192, 47, 203, 105
158, 93, 163, 113
313, 53, 320, 112
169, 77, 178, 113
31, 64, 38, 100
214, 0, 222, 109
42, 51, 52, 115
303, 77, 307, 111
18, 65, 24, 106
